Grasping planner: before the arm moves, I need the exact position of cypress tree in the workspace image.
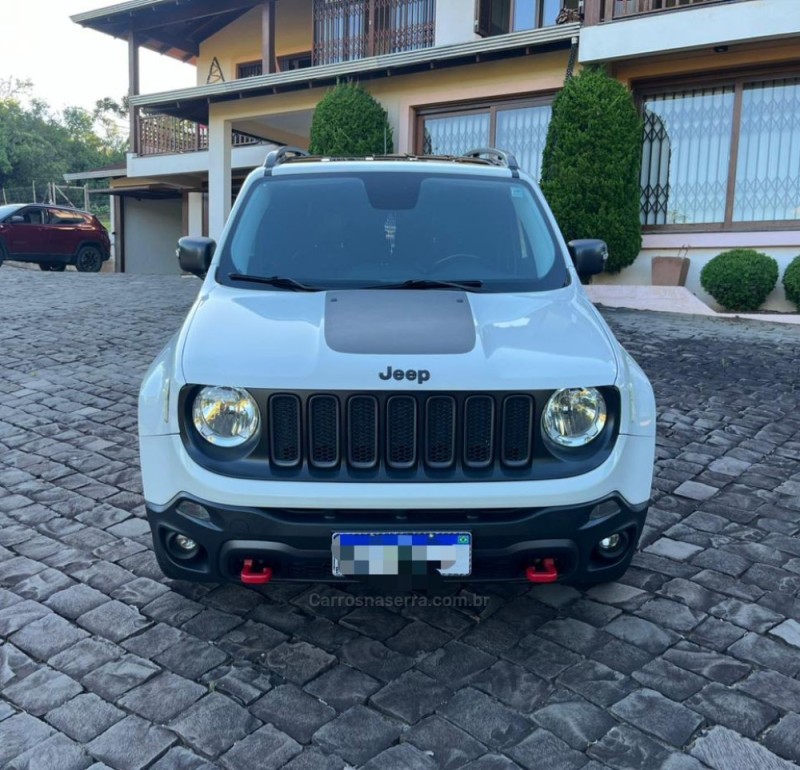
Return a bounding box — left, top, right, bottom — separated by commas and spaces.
309, 82, 393, 156
541, 67, 643, 273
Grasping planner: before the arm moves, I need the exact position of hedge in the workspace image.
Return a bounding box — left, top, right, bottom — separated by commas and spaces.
783, 255, 800, 310
700, 249, 779, 312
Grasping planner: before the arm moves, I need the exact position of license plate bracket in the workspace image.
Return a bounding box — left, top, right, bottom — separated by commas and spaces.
332, 532, 471, 577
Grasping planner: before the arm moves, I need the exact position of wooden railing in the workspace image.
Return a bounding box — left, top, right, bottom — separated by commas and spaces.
313, 0, 435, 66
584, 0, 743, 25
137, 114, 265, 156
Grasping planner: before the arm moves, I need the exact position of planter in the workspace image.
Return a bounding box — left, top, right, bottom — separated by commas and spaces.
652, 256, 690, 286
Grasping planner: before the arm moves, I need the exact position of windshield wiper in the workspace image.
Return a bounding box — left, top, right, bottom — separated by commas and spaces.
364, 278, 485, 292
228, 273, 323, 292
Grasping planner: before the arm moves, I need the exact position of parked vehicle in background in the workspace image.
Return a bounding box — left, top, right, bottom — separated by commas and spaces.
0, 204, 111, 272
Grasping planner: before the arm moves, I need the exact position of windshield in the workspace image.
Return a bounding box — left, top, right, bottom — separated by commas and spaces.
0, 204, 23, 221
220, 171, 567, 293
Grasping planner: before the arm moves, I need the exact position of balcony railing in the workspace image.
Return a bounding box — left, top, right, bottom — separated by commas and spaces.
137, 114, 265, 156
585, 0, 745, 24
313, 0, 435, 66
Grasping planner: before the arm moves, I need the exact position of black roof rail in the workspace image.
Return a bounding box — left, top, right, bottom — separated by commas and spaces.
462, 148, 520, 172
264, 146, 310, 170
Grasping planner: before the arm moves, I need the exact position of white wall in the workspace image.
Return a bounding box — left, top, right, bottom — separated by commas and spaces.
435, 0, 479, 47
593, 231, 800, 312
580, 0, 800, 63
124, 198, 183, 275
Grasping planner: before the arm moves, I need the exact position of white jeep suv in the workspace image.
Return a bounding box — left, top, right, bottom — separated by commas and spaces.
138, 147, 655, 588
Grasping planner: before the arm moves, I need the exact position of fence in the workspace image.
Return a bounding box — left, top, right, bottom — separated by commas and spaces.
1, 183, 112, 230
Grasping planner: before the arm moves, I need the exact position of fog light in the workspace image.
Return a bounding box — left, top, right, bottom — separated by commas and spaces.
175, 534, 198, 552
599, 534, 621, 551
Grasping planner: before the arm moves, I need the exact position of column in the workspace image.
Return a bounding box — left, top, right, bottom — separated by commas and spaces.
187, 192, 205, 237
208, 115, 233, 241
128, 31, 141, 154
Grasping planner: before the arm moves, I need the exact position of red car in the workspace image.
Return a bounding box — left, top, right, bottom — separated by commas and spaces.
0, 203, 111, 272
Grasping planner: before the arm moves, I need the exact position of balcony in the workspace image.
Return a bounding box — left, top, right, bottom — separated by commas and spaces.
579, 0, 792, 63
312, 0, 435, 66
584, 0, 748, 24
138, 114, 265, 157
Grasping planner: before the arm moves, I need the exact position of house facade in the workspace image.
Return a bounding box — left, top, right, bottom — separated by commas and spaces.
74, 0, 799, 310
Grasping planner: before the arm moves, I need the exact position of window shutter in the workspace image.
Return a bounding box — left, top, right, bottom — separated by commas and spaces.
475, 0, 492, 37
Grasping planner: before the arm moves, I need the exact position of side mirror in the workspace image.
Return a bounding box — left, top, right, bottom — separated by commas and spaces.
178, 236, 216, 278
568, 239, 608, 279
9, 215, 25, 224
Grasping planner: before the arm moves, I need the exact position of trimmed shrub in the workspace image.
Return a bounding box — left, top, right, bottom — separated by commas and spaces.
783, 255, 800, 310
540, 66, 643, 274
309, 83, 393, 156
700, 249, 779, 312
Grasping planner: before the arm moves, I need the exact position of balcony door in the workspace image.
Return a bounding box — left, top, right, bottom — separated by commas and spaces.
313, 0, 435, 65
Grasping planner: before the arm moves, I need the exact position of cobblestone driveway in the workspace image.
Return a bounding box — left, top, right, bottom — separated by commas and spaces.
1, 269, 799, 770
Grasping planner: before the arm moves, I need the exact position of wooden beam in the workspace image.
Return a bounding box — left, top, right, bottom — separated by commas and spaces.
583, 0, 601, 25
128, 31, 141, 155
129, 0, 261, 31
262, 0, 277, 74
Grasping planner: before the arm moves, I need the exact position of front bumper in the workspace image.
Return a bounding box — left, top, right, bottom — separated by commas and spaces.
146, 494, 648, 585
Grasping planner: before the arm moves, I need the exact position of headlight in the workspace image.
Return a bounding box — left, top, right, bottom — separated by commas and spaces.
542, 387, 607, 448
192, 386, 260, 447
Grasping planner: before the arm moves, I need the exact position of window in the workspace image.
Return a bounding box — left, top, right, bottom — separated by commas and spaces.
313, 0, 435, 65
221, 172, 565, 293
418, 98, 553, 179
476, 0, 579, 35
17, 208, 45, 225
640, 74, 800, 228
48, 209, 85, 225
237, 61, 263, 79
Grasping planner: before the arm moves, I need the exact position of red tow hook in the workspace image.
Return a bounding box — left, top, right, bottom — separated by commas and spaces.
241, 559, 273, 585
525, 558, 559, 584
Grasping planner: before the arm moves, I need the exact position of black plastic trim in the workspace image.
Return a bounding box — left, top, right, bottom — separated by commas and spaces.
146, 493, 648, 584
179, 386, 621, 483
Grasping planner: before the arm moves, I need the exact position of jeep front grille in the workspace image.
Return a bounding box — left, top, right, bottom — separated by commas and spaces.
181, 386, 619, 482
265, 391, 538, 475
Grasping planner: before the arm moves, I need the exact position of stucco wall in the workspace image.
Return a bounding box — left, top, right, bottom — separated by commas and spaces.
197, 3, 313, 85
208, 49, 570, 152
435, 0, 479, 47
123, 198, 183, 275
593, 234, 800, 313
580, 0, 800, 64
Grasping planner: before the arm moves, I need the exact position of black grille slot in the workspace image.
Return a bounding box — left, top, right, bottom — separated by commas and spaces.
502, 395, 533, 467
464, 396, 495, 468
386, 396, 417, 469
309, 395, 339, 468
425, 396, 456, 468
348, 396, 378, 469
269, 394, 301, 467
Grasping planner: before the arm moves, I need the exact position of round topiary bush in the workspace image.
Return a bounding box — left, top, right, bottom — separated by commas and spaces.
700, 249, 779, 312
309, 82, 393, 156
540, 66, 643, 274
783, 255, 800, 310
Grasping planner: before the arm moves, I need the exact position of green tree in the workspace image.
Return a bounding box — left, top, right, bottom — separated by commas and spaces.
309, 83, 393, 156
541, 66, 643, 274
0, 85, 126, 196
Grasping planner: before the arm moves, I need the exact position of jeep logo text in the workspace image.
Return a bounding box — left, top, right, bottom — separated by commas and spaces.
379, 366, 430, 384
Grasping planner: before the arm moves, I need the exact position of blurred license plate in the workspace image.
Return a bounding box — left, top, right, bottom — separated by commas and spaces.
332, 532, 471, 577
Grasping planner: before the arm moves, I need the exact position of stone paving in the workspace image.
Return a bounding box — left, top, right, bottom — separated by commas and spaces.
1, 268, 799, 770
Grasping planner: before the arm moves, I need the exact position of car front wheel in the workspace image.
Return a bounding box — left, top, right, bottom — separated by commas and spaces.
75, 246, 103, 273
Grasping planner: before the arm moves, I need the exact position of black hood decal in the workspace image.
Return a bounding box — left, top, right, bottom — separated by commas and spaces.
325, 290, 476, 355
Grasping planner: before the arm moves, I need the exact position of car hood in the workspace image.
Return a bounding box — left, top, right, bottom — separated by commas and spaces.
180, 284, 619, 391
